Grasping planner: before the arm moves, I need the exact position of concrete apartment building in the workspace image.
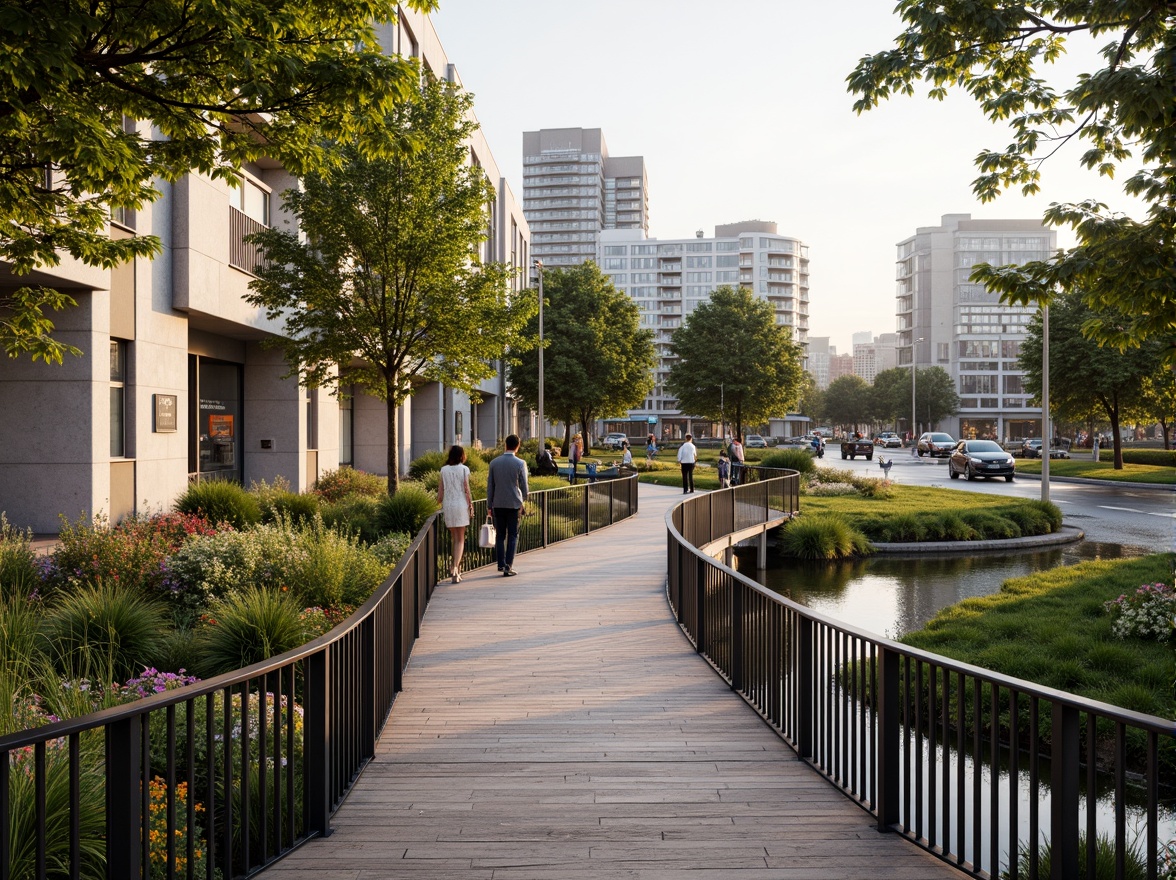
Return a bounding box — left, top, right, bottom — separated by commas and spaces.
523, 128, 648, 268
807, 337, 833, 390
896, 213, 1056, 441
0, 9, 529, 533
598, 221, 810, 440
853, 332, 898, 384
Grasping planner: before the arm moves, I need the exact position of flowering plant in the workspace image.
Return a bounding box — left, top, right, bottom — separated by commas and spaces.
42, 511, 219, 597
1104, 582, 1175, 643
299, 605, 356, 639
121, 667, 200, 700
146, 777, 207, 879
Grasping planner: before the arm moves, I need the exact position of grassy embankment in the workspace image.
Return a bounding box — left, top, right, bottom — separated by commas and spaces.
1013, 457, 1174, 484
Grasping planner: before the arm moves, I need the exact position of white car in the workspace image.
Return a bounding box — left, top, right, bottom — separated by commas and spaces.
602, 432, 629, 450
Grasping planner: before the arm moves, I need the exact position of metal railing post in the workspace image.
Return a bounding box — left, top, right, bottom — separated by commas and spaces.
876, 645, 900, 830
694, 554, 707, 653
541, 492, 549, 548
730, 581, 744, 693
797, 616, 814, 759
1050, 702, 1080, 880
105, 715, 142, 879
305, 649, 332, 838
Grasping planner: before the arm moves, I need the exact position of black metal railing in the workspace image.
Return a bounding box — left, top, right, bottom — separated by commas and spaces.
0, 475, 638, 879
229, 206, 267, 276
667, 479, 1175, 880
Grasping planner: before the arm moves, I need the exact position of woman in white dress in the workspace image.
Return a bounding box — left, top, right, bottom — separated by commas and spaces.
436, 445, 474, 583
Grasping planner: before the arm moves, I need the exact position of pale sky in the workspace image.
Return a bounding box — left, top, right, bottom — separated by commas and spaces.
430, 0, 1143, 355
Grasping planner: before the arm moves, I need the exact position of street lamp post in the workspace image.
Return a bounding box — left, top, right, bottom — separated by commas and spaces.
534, 260, 544, 444
1041, 302, 1050, 503
910, 337, 924, 454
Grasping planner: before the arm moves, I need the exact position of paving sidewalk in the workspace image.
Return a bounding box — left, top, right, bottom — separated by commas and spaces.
262, 483, 960, 879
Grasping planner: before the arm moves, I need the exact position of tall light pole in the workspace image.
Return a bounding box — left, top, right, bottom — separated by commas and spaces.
533, 259, 544, 444
910, 337, 924, 454
1040, 302, 1050, 503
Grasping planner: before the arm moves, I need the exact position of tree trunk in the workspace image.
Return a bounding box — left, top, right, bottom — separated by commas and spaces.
1108, 407, 1123, 470
734, 402, 743, 442
385, 375, 400, 494
561, 421, 572, 457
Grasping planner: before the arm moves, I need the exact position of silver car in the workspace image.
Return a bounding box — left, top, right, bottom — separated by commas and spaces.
916, 432, 955, 457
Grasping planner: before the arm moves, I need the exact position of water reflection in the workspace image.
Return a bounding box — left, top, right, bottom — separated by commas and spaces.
744, 540, 1150, 639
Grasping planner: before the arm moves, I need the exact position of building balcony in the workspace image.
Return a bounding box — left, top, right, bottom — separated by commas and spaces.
228, 207, 267, 276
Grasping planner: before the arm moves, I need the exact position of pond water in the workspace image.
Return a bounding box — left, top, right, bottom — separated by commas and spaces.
742, 539, 1152, 640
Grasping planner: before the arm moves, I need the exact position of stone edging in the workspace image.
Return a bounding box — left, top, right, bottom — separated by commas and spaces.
1010, 472, 1174, 491
870, 524, 1085, 554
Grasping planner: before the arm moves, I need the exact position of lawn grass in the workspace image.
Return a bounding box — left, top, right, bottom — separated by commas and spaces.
901, 553, 1174, 767
798, 485, 1061, 542
1014, 457, 1174, 484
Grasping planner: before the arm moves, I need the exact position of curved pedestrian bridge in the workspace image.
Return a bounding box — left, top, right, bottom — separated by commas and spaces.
261, 483, 958, 879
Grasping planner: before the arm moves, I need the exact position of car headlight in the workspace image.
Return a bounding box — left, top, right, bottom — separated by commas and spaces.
1006, 457, 1015, 465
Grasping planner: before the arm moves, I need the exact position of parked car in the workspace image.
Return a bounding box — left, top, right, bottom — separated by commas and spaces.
875, 432, 902, 448
916, 432, 956, 457
601, 432, 628, 450
1018, 437, 1071, 459
745, 434, 768, 448
948, 439, 1015, 482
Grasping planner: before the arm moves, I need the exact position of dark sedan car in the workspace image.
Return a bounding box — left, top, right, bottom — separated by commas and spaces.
916, 432, 955, 457
948, 439, 1016, 482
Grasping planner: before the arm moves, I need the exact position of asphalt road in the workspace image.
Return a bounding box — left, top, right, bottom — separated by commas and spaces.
816, 450, 1175, 554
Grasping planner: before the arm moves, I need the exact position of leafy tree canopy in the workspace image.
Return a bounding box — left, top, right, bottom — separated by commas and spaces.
508, 262, 656, 450
1019, 290, 1162, 466
246, 75, 530, 493
822, 375, 874, 434
871, 367, 912, 424
0, 0, 433, 363
665, 286, 804, 440
849, 0, 1175, 360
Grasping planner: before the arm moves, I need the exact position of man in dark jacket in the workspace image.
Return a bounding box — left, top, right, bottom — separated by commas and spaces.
486, 434, 529, 576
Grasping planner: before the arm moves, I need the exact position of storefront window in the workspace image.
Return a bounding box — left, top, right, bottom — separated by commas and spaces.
190, 357, 242, 482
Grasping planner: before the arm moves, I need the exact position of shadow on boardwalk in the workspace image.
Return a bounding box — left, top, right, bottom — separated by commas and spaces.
262, 484, 960, 879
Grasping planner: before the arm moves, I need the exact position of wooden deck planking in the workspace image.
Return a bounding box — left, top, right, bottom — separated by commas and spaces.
262, 484, 961, 879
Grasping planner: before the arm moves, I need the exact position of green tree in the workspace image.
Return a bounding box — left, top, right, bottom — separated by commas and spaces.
1018, 291, 1161, 468
871, 367, 913, 428
508, 263, 655, 452
913, 367, 963, 433
665, 287, 804, 440
1133, 364, 1175, 449
849, 0, 1176, 361
246, 76, 530, 494
797, 372, 826, 428
823, 375, 874, 435
0, 0, 432, 363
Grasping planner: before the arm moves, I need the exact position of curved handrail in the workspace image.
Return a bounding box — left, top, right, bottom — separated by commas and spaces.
0, 474, 639, 879
665, 476, 1175, 879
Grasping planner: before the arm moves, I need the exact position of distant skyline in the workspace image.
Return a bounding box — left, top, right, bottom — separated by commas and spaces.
429, 0, 1144, 355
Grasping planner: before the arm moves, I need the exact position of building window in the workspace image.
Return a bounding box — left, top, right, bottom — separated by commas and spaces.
190, 356, 243, 483
230, 175, 270, 225
110, 340, 127, 457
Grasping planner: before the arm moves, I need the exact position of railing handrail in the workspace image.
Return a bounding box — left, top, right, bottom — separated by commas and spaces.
665, 473, 1175, 879
2, 473, 641, 880
665, 505, 1176, 736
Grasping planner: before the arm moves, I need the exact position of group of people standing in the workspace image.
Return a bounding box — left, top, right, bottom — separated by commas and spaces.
676, 433, 746, 494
